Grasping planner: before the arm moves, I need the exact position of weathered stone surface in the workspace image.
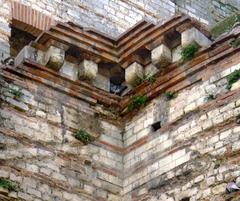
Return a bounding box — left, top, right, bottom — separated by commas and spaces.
45, 46, 65, 70
79, 60, 98, 80
125, 62, 143, 86
172, 45, 182, 62
151, 44, 172, 67
92, 73, 110, 91
181, 27, 211, 47
59, 61, 79, 81
144, 63, 159, 77
15, 46, 43, 66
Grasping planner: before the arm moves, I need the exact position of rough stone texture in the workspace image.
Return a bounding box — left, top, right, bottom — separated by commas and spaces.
45, 46, 65, 71
151, 44, 172, 67
125, 62, 144, 86
92, 73, 110, 92
79, 60, 98, 80
181, 27, 212, 47
59, 61, 79, 81
144, 64, 159, 77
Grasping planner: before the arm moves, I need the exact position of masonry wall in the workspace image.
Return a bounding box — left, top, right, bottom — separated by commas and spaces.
122, 51, 240, 200
0, 66, 124, 200
0, 0, 239, 61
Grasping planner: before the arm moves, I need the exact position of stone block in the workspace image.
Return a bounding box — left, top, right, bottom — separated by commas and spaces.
144, 63, 159, 77
125, 62, 144, 86
59, 61, 79, 81
45, 46, 65, 70
181, 27, 211, 47
172, 45, 182, 62
151, 44, 172, 67
92, 73, 110, 91
79, 60, 98, 80
15, 45, 38, 67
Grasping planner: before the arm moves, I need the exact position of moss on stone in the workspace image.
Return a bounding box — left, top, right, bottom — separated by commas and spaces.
211, 13, 240, 39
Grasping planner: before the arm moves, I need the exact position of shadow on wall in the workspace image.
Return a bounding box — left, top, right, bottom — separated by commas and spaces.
0, 40, 10, 62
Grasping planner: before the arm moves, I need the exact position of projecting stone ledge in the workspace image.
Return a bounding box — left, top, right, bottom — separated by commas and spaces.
79, 60, 98, 80
151, 44, 172, 68
45, 46, 65, 70
181, 27, 211, 47
125, 62, 144, 86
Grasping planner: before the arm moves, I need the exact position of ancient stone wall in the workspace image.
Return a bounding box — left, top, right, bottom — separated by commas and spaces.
0, 0, 239, 61
122, 52, 240, 200
0, 64, 124, 200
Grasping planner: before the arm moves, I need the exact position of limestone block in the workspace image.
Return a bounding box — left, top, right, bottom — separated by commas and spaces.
59, 61, 79, 81
231, 80, 240, 91
15, 45, 38, 67
144, 63, 159, 77
125, 62, 143, 86
181, 27, 211, 47
172, 45, 182, 62
45, 46, 65, 71
79, 60, 98, 80
151, 44, 172, 67
92, 73, 110, 91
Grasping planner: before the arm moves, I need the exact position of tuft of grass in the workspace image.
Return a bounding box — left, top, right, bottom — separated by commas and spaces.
9, 88, 24, 99
164, 91, 176, 101
206, 94, 215, 101
230, 38, 240, 48
146, 74, 156, 84
0, 178, 17, 191
127, 95, 148, 112
226, 69, 240, 90
181, 43, 199, 63
74, 130, 92, 144
211, 14, 240, 39
132, 74, 157, 87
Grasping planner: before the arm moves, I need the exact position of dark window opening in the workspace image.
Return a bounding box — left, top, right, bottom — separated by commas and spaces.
151, 121, 161, 131
181, 198, 190, 201
9, 26, 36, 57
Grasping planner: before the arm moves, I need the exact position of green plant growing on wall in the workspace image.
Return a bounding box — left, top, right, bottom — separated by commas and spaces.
146, 74, 156, 84
9, 88, 24, 99
206, 94, 215, 101
74, 129, 92, 144
0, 178, 17, 191
127, 95, 148, 111
226, 69, 240, 90
133, 74, 157, 87
181, 43, 200, 63
164, 91, 176, 101
211, 14, 240, 39
229, 38, 240, 48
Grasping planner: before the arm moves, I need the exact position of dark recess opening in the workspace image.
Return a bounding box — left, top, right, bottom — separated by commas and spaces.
151, 121, 161, 131
181, 198, 190, 201
9, 26, 36, 57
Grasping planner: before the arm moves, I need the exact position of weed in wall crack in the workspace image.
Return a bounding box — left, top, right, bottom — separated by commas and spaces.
74, 129, 93, 145
127, 95, 148, 112
0, 178, 17, 191
181, 43, 199, 63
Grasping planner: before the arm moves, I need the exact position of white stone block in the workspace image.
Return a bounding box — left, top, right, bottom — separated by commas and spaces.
151, 44, 172, 67
172, 45, 182, 62
92, 73, 110, 91
79, 60, 98, 80
45, 46, 65, 70
125, 62, 144, 86
181, 27, 211, 47
144, 63, 159, 77
15, 45, 43, 67
59, 61, 78, 81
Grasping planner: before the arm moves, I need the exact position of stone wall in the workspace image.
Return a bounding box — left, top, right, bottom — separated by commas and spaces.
122, 51, 240, 200
0, 0, 239, 61
0, 65, 124, 200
